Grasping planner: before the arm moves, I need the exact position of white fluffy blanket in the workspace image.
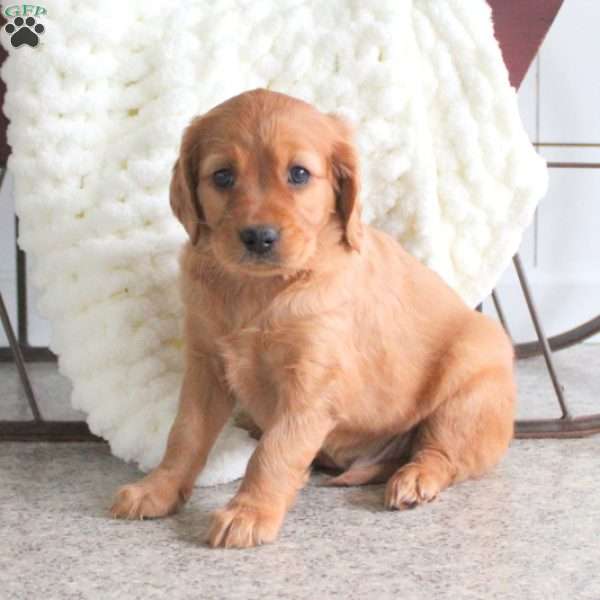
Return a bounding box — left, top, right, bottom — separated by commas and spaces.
2, 0, 547, 485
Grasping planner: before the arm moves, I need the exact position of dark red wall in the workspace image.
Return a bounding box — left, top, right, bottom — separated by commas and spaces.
488, 0, 564, 88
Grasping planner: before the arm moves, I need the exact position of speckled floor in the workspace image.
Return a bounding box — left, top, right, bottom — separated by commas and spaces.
1, 347, 600, 599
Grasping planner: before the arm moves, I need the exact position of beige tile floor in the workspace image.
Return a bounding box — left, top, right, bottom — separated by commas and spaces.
1, 346, 599, 599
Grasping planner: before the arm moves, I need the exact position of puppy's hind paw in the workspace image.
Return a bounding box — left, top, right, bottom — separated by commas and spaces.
384, 463, 442, 511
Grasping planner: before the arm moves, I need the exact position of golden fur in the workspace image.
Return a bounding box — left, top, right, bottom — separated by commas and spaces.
111, 89, 515, 548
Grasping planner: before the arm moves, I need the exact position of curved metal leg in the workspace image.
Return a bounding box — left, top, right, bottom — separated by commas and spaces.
506, 254, 600, 438
515, 315, 600, 359
516, 415, 600, 438
491, 290, 512, 338
512, 254, 571, 420
0, 292, 41, 421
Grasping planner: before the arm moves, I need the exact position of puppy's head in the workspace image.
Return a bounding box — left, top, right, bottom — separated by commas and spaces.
170, 89, 362, 277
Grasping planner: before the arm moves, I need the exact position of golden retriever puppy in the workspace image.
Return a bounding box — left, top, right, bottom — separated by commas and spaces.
111, 88, 515, 548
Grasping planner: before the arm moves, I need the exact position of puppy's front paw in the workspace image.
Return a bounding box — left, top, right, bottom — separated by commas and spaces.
207, 500, 283, 549
384, 463, 443, 511
110, 479, 182, 520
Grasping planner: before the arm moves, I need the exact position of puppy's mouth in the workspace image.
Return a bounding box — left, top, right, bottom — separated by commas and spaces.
238, 251, 287, 275
241, 250, 279, 264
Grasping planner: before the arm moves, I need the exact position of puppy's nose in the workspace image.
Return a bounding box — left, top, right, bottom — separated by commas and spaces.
239, 226, 280, 255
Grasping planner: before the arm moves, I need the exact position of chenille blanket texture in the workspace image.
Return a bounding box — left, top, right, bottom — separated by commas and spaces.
2, 0, 547, 484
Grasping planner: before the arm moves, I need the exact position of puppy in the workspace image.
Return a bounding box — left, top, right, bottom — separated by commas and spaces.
111, 89, 515, 548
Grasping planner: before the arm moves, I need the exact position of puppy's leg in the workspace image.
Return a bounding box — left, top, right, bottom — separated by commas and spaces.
385, 362, 515, 510
207, 409, 333, 548
111, 359, 234, 520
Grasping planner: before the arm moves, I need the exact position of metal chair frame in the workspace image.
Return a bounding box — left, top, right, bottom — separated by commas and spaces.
1, 0, 599, 441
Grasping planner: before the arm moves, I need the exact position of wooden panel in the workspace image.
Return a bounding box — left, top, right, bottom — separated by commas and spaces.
537, 168, 600, 275
538, 0, 600, 143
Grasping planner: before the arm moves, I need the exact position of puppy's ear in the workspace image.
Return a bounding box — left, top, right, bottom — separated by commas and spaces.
170, 121, 206, 244
328, 114, 362, 252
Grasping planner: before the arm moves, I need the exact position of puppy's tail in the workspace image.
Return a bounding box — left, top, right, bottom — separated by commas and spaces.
319, 461, 399, 487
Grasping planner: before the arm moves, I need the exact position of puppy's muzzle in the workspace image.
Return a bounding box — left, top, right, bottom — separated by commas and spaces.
239, 226, 280, 256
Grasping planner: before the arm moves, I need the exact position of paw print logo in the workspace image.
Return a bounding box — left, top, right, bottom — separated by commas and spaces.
4, 16, 45, 48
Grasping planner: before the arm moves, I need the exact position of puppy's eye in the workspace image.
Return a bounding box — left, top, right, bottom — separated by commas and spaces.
288, 165, 310, 185
212, 168, 235, 189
